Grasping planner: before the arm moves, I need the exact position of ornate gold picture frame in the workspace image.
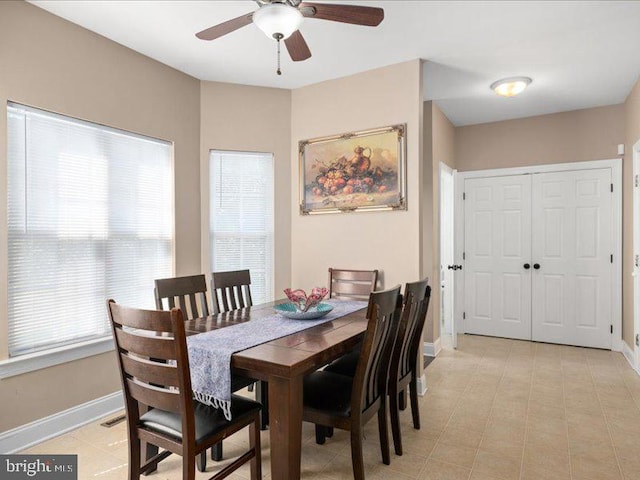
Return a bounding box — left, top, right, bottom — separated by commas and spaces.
299, 124, 407, 215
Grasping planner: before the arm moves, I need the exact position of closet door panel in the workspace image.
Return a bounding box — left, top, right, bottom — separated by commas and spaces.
531, 169, 612, 348
464, 175, 532, 340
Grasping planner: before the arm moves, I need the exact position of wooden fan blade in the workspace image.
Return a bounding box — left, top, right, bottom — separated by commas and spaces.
285, 30, 312, 62
195, 12, 253, 41
300, 2, 384, 26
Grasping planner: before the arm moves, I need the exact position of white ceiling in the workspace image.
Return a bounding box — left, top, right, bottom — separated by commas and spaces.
30, 1, 640, 126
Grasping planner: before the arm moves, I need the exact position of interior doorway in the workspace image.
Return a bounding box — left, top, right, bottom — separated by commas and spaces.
440, 162, 456, 347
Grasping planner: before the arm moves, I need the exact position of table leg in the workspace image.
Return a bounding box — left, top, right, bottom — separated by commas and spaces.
268, 375, 303, 480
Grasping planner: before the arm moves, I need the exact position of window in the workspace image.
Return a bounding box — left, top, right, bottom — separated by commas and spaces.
7, 103, 173, 357
209, 151, 274, 305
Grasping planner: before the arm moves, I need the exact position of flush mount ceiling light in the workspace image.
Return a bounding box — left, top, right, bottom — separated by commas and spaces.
253, 3, 303, 40
490, 77, 532, 97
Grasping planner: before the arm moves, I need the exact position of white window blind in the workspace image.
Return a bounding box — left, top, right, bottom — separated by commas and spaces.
7, 103, 174, 357
210, 151, 274, 305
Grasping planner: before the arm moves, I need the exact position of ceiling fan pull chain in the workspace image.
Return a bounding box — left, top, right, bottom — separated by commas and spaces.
276, 35, 282, 75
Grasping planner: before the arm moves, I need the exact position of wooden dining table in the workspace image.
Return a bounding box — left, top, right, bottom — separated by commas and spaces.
183, 299, 369, 480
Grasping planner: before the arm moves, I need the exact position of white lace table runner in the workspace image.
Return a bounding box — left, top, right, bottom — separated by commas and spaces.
186, 299, 367, 419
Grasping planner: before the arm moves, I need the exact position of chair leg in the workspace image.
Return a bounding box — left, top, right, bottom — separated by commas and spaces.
129, 435, 141, 480
389, 391, 403, 456
249, 413, 262, 480
350, 427, 365, 480
398, 389, 407, 411
211, 442, 223, 461
377, 400, 391, 465
326, 427, 334, 438
248, 383, 255, 392
196, 451, 206, 472
410, 376, 421, 429
183, 453, 196, 480
256, 380, 269, 430
315, 425, 327, 445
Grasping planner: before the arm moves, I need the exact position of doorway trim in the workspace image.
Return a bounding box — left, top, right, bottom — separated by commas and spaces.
439, 162, 457, 348
454, 158, 623, 351
634, 140, 640, 369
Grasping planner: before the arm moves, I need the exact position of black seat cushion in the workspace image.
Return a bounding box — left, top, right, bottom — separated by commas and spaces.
303, 371, 353, 418
231, 374, 256, 392
140, 395, 261, 445
323, 348, 360, 377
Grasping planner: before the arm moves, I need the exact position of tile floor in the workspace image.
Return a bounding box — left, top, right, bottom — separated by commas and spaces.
21, 334, 640, 480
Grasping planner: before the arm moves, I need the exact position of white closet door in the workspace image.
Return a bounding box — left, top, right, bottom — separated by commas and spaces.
464, 175, 532, 340
531, 169, 612, 348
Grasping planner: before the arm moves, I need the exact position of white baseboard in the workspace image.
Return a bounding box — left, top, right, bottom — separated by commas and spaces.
0, 391, 123, 454
622, 340, 638, 375
423, 337, 442, 357
612, 336, 623, 353
416, 373, 427, 396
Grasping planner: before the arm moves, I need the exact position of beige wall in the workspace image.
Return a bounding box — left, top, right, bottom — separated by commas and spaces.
0, 1, 201, 432
290, 60, 424, 292
624, 78, 640, 348
200, 81, 292, 295
456, 104, 624, 170
433, 104, 456, 171
423, 102, 456, 342
455, 104, 630, 345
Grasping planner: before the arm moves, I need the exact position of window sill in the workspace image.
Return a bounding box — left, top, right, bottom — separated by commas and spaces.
0, 337, 114, 380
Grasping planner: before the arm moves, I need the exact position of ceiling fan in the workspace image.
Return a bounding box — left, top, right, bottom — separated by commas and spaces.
195, 0, 384, 74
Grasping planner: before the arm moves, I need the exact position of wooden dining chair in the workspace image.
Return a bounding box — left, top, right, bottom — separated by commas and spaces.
211, 269, 253, 314
322, 279, 431, 456
328, 268, 379, 300
154, 274, 210, 319
387, 279, 430, 455
154, 274, 258, 465
106, 300, 262, 480
211, 269, 268, 428
302, 285, 402, 480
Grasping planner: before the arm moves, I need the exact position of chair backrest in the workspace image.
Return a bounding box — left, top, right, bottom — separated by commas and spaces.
351, 285, 401, 418
107, 300, 195, 443
390, 279, 431, 384
211, 269, 252, 314
328, 268, 378, 301
154, 274, 210, 320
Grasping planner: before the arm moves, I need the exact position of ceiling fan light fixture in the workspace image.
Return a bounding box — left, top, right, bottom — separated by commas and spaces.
490, 77, 532, 97
253, 3, 303, 40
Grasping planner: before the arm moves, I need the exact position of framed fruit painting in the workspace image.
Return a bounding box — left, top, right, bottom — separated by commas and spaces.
298, 124, 407, 215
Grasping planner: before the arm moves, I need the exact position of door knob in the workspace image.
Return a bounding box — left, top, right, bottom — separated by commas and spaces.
524, 263, 530, 269
533, 263, 541, 270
